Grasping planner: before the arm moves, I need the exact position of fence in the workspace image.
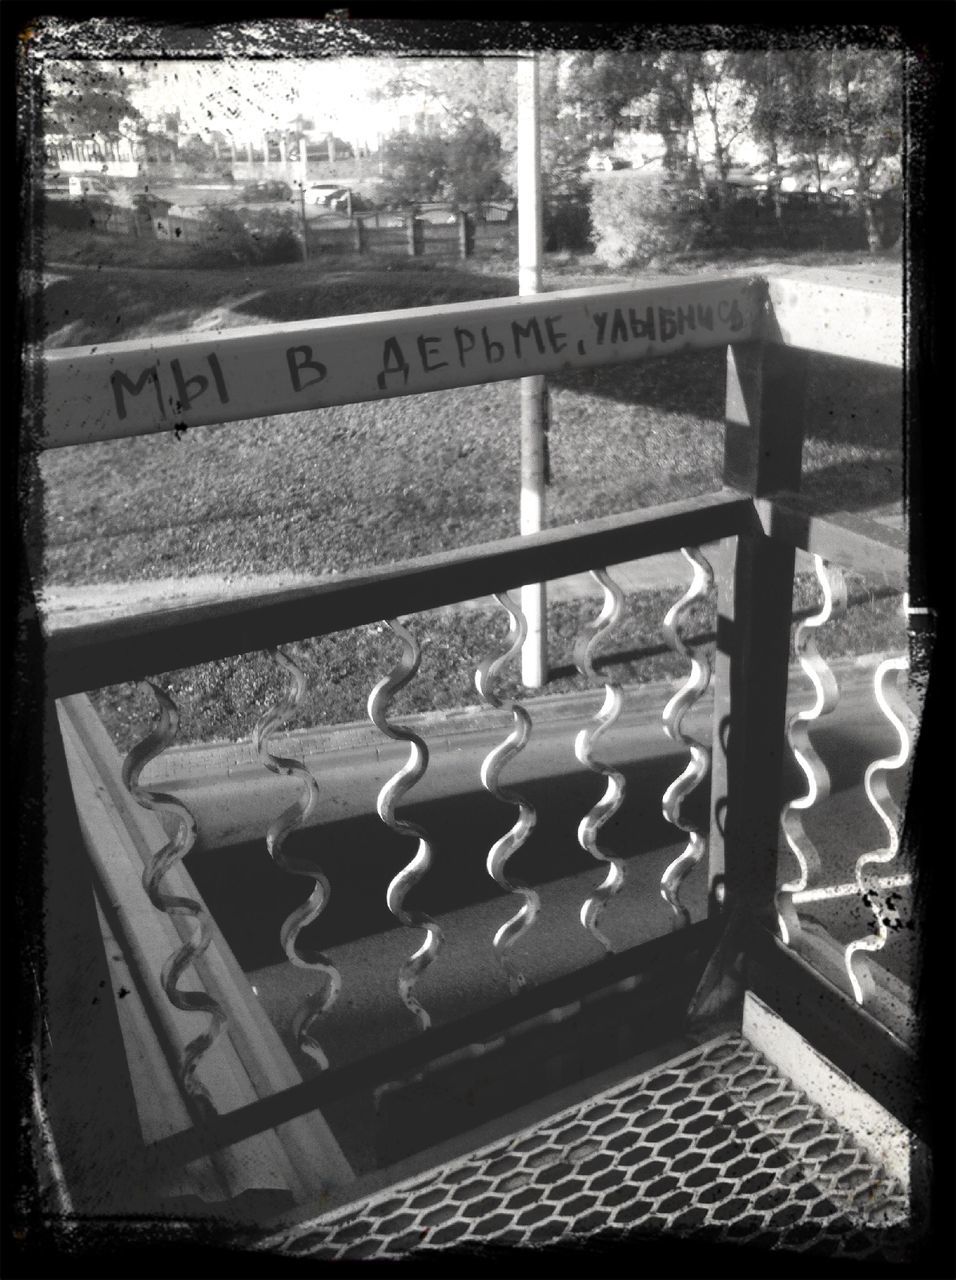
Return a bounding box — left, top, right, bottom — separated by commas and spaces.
58, 197, 519, 261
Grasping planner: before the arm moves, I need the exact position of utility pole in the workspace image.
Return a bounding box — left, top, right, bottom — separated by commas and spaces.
517, 53, 548, 688
298, 183, 309, 262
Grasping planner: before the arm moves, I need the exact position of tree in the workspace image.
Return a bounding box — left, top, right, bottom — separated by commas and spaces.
380, 119, 507, 208
379, 130, 449, 206
178, 132, 217, 172
374, 49, 902, 251
371, 55, 593, 201
825, 50, 902, 250
570, 47, 902, 251
442, 118, 509, 206
563, 51, 696, 173
735, 48, 902, 249
692, 52, 756, 191
45, 61, 142, 142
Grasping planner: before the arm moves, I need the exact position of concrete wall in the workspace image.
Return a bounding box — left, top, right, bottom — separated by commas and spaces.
55, 159, 140, 179
233, 159, 308, 185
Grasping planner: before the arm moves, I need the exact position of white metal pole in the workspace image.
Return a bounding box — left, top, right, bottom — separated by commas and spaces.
517, 53, 548, 688
298, 184, 309, 262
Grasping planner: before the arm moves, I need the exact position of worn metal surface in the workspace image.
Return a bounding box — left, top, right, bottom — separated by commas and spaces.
41, 277, 762, 448
264, 1031, 911, 1264
764, 272, 902, 368
43, 492, 757, 697
844, 656, 915, 1006
756, 494, 907, 585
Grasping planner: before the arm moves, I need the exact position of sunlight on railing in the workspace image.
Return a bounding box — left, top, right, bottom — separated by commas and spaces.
776, 556, 846, 947
844, 650, 915, 1005
368, 619, 443, 1031
573, 568, 627, 954
475, 592, 538, 995
254, 648, 340, 1070
660, 548, 714, 929
122, 681, 226, 1111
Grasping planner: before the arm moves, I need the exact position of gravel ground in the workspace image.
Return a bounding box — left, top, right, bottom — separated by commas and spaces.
31, 249, 905, 745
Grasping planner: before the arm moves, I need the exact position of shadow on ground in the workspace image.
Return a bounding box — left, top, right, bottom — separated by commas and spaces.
232, 263, 518, 324
551, 350, 902, 448
188, 714, 907, 975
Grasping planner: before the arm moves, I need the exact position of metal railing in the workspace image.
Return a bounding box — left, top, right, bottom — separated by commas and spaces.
34, 270, 915, 1215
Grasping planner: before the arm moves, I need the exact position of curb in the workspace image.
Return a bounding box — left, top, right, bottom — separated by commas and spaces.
144, 653, 895, 785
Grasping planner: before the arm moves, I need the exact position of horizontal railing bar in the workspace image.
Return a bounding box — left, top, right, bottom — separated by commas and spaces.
548, 582, 903, 681
143, 918, 719, 1175
44, 491, 757, 697
39, 276, 763, 449
742, 918, 923, 1137
763, 272, 902, 368
756, 493, 907, 584
792, 872, 911, 905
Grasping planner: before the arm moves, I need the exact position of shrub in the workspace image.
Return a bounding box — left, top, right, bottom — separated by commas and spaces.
588, 171, 890, 264
381, 120, 510, 210
588, 171, 711, 268
544, 196, 593, 253
195, 205, 300, 266
44, 196, 100, 232
243, 207, 301, 264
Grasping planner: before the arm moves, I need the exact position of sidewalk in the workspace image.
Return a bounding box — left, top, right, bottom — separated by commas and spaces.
35, 545, 820, 630
38, 505, 903, 631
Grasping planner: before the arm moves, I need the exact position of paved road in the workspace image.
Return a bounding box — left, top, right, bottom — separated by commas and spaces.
129, 634, 918, 1171
163, 667, 915, 1024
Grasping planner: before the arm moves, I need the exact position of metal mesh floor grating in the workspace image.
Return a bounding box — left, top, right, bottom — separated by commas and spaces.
265, 1032, 913, 1265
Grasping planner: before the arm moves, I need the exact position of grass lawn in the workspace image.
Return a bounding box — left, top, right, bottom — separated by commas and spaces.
32, 234, 906, 745
94, 581, 905, 753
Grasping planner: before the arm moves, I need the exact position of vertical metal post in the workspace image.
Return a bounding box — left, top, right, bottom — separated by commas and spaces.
405, 207, 417, 257
517, 53, 548, 688
708, 340, 809, 920
298, 185, 309, 262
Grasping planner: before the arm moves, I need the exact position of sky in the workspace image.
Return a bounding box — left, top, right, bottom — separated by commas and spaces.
126, 58, 407, 144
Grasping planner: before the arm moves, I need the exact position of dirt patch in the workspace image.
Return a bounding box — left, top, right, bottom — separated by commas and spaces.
40, 572, 332, 629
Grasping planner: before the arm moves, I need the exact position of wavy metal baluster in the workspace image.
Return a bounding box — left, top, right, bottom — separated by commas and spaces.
475, 592, 538, 993
660, 548, 715, 929
844, 654, 914, 1005
253, 648, 340, 1070
573, 569, 627, 954
368, 619, 443, 1031
122, 681, 226, 1113
776, 557, 847, 946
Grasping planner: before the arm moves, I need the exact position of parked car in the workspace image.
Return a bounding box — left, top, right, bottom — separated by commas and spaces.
702, 163, 772, 194
241, 179, 293, 203
305, 184, 352, 210
586, 152, 633, 172
416, 203, 458, 225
